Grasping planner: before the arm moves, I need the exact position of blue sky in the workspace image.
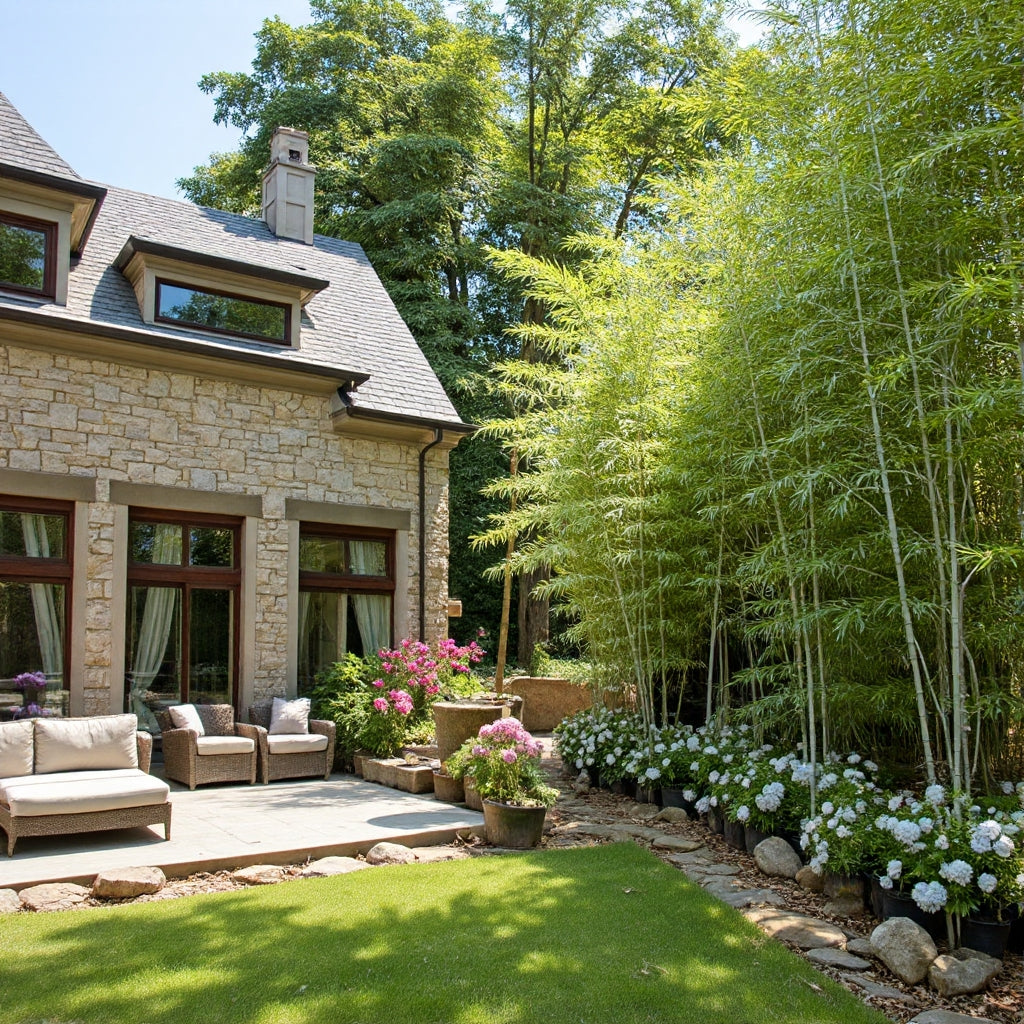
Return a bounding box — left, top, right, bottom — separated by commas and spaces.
3, 0, 760, 202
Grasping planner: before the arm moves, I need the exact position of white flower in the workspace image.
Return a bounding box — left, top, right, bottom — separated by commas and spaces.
879, 875, 893, 890
821, 801, 835, 816
888, 795, 904, 811
662, 757, 671, 768
683, 789, 696, 802
847, 753, 862, 764
994, 835, 1015, 858
575, 758, 584, 769
912, 880, 947, 914
644, 766, 661, 781
605, 753, 616, 765
835, 825, 851, 839
690, 761, 700, 773
863, 760, 879, 772
978, 873, 998, 894
687, 736, 700, 752
924, 784, 946, 807
704, 745, 718, 756
917, 816, 934, 834
709, 795, 718, 808
723, 753, 734, 764
755, 781, 785, 813
654, 743, 666, 754
935, 834, 950, 851
939, 860, 973, 886
842, 807, 858, 823
695, 796, 710, 813
709, 770, 721, 784
1002, 781, 1015, 795
736, 805, 750, 822
892, 820, 922, 847
741, 777, 751, 789
887, 859, 903, 880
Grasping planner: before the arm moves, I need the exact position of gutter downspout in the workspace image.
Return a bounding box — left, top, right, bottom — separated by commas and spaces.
418, 428, 445, 641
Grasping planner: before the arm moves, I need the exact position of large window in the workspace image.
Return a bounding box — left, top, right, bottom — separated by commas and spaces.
126, 510, 240, 731
298, 526, 394, 694
0, 212, 56, 298
155, 279, 289, 344
0, 498, 71, 718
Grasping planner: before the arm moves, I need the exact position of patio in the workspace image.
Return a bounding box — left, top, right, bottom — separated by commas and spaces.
0, 772, 483, 890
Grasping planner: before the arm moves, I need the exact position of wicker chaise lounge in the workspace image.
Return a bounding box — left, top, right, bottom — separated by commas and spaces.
158, 705, 259, 790
248, 702, 336, 784
0, 715, 172, 856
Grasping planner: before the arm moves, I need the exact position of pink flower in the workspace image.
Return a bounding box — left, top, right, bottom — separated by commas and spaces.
501, 749, 518, 764
372, 697, 389, 713
372, 679, 384, 688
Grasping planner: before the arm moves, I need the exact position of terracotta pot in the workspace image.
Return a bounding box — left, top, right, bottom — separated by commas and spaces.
432, 770, 465, 804
482, 799, 547, 848
463, 776, 484, 812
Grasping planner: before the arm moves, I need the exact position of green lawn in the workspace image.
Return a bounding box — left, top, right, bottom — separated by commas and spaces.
0, 843, 889, 1024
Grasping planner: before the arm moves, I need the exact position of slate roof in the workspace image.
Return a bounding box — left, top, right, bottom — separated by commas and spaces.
0, 92, 468, 428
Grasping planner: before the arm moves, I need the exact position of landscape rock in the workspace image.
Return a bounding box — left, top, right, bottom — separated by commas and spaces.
795, 865, 825, 892
700, 863, 741, 876
753, 836, 803, 879
300, 857, 370, 877
909, 1011, 998, 1024
805, 947, 872, 970
928, 950, 1001, 997
655, 807, 690, 824
0, 888, 21, 913
365, 842, 416, 866
870, 917, 937, 984
742, 907, 846, 949
823, 894, 866, 919
92, 866, 165, 899
573, 771, 591, 795
839, 972, 919, 1005
409, 846, 470, 863
651, 835, 704, 853
19, 882, 91, 912
845, 937, 876, 958
233, 865, 287, 885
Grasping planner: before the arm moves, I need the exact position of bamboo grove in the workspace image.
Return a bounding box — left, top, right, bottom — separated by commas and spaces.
476, 0, 1024, 797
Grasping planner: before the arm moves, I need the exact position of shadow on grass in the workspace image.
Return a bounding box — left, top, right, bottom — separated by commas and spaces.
0, 843, 889, 1024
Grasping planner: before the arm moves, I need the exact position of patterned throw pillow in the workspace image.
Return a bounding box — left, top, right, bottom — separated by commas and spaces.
195, 704, 235, 737
269, 697, 311, 735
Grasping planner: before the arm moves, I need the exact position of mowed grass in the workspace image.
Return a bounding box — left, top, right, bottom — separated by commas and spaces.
0, 842, 888, 1024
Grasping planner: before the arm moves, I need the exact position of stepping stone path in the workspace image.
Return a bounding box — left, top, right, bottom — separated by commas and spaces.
910, 1012, 998, 1024
840, 972, 920, 1006
741, 907, 848, 949
805, 947, 872, 971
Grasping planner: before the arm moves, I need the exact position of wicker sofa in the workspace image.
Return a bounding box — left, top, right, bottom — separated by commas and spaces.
158, 704, 259, 790
0, 714, 171, 856
248, 703, 336, 784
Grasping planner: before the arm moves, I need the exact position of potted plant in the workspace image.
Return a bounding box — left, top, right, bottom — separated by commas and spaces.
454, 718, 558, 847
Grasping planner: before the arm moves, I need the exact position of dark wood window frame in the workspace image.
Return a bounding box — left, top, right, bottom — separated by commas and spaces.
126, 508, 242, 708
154, 277, 292, 345
0, 211, 57, 299
0, 495, 73, 690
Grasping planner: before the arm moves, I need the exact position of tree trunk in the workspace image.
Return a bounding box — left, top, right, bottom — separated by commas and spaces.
516, 565, 549, 669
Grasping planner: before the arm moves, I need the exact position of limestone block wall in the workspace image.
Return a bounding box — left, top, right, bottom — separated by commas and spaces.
0, 340, 452, 715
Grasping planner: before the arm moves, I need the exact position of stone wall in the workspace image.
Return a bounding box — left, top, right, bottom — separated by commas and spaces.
0, 340, 452, 715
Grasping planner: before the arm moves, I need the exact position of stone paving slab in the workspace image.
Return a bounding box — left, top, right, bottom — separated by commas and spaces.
0, 773, 483, 890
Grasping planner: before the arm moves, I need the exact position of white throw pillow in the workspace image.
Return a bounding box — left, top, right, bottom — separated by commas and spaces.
168, 704, 205, 735
269, 697, 310, 735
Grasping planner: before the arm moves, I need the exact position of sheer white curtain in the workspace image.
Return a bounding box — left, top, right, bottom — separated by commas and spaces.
129, 525, 182, 731
349, 541, 391, 656
20, 514, 63, 681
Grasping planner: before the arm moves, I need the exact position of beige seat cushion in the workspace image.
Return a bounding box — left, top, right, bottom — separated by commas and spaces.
5, 771, 170, 817
267, 733, 329, 754
0, 768, 142, 804
195, 735, 255, 756
0, 720, 35, 778
34, 715, 139, 774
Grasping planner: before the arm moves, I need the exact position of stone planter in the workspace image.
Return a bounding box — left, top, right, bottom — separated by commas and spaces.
432, 769, 465, 804
482, 799, 547, 848
362, 757, 435, 794
504, 676, 592, 731
463, 776, 484, 812
432, 700, 510, 763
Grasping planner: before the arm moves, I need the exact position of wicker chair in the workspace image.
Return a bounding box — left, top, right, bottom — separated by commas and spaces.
248, 703, 336, 784
158, 705, 258, 790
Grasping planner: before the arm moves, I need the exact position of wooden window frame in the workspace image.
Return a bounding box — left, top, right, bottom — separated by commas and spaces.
0, 496, 73, 690
126, 508, 242, 708
0, 211, 57, 299
154, 278, 291, 346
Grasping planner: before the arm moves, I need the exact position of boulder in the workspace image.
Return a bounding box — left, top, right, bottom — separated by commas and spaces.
742, 907, 846, 949
365, 842, 416, 866
92, 866, 166, 899
795, 865, 825, 892
928, 950, 1001, 997
0, 888, 21, 914
753, 836, 802, 879
870, 917, 937, 985
19, 882, 91, 912
845, 937, 877, 958
300, 857, 369, 878
655, 807, 690, 824
233, 864, 287, 885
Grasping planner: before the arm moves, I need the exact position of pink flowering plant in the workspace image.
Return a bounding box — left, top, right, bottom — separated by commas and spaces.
358, 687, 416, 757
374, 637, 485, 721
453, 718, 558, 807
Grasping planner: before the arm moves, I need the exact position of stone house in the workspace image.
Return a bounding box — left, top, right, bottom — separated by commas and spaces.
0, 93, 472, 728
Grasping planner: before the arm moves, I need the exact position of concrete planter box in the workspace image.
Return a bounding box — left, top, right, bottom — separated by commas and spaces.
362, 757, 436, 794
505, 676, 593, 731
432, 700, 510, 763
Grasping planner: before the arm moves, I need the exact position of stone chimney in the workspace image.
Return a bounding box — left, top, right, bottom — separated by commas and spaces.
262, 127, 316, 245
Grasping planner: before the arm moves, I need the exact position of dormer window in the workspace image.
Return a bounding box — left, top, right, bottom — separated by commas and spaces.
0, 211, 56, 298
155, 279, 290, 345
